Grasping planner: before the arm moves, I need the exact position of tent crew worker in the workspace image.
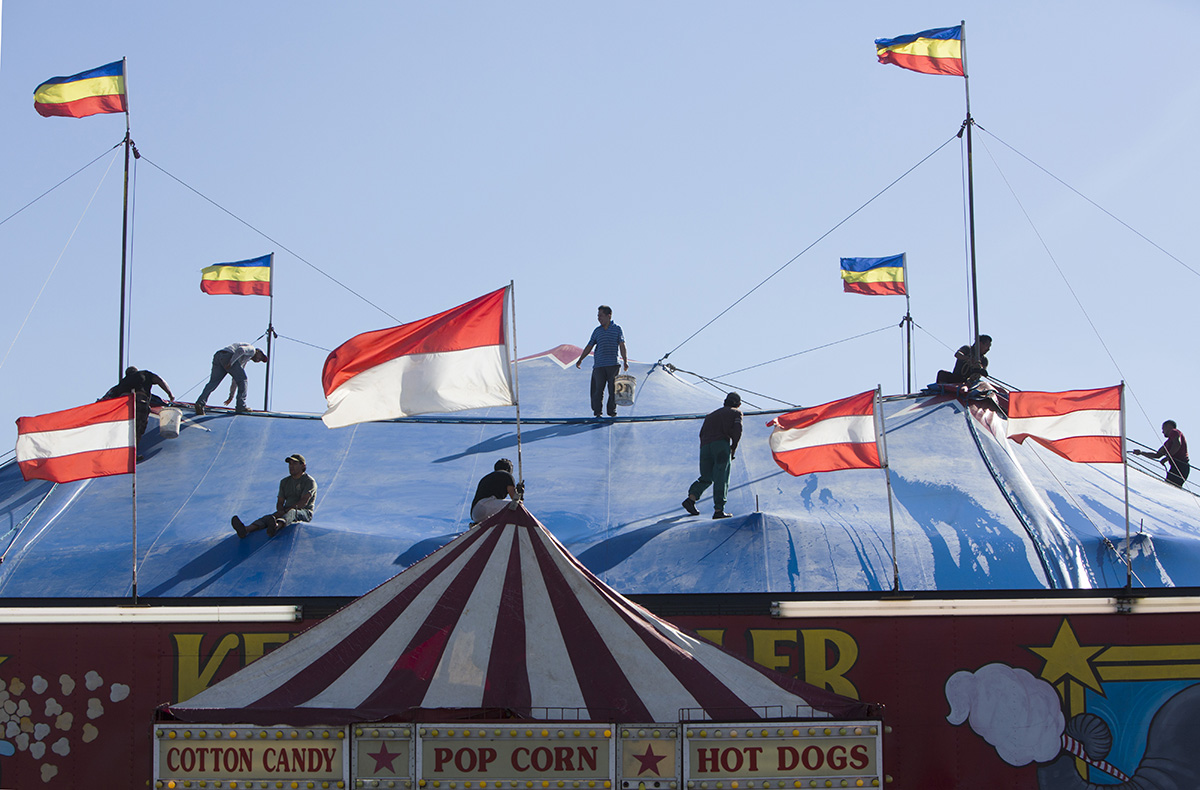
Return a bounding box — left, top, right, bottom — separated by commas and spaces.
682, 392, 743, 520
471, 458, 523, 525
101, 366, 175, 443
574, 305, 629, 419
194, 343, 267, 415
232, 454, 316, 538
938, 334, 992, 385
1134, 421, 1190, 487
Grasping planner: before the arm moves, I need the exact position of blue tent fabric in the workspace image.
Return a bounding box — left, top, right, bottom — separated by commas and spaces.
1, 346, 1197, 598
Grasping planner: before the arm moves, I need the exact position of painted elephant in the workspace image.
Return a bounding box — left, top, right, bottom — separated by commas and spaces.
1039, 683, 1200, 789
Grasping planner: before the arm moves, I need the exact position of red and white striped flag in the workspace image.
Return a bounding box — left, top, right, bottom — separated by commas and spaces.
767, 390, 882, 476
1007, 385, 1122, 463
321, 287, 514, 428
15, 395, 136, 483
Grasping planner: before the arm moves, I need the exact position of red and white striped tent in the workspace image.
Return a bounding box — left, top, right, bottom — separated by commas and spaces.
164, 505, 877, 725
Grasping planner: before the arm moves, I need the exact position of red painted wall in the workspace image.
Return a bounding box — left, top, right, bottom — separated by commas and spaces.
2, 611, 1193, 788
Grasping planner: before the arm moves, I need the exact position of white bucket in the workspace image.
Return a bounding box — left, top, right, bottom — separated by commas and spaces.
615, 374, 637, 407
158, 407, 183, 439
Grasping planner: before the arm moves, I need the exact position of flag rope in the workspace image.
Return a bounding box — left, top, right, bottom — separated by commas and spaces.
138, 154, 401, 324
0, 149, 123, 376
0, 143, 120, 230
652, 134, 959, 367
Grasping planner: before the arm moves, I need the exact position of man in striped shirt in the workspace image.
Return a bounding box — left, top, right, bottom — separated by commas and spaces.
574, 305, 629, 418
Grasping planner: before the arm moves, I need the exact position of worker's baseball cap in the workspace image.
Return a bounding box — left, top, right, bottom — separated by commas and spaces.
285, 453, 306, 465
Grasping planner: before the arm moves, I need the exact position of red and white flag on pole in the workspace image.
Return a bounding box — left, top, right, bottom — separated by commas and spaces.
767, 390, 882, 476
1007, 385, 1122, 463
15, 395, 136, 483
321, 287, 514, 428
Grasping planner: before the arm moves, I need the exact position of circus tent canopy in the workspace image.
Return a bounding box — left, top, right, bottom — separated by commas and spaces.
164, 504, 878, 725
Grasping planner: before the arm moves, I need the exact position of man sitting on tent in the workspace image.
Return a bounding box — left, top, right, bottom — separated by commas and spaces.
938, 335, 992, 385
232, 453, 317, 538
470, 458, 522, 525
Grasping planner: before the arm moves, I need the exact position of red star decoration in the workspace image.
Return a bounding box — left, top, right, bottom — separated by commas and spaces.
368, 742, 402, 774
633, 744, 667, 776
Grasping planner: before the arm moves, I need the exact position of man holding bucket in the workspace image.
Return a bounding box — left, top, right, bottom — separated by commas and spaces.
575, 305, 629, 419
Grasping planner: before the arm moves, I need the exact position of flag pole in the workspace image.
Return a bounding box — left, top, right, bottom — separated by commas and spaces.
1121, 381, 1131, 589
960, 21, 983, 368
903, 253, 913, 393
264, 253, 275, 411
129, 393, 139, 603
509, 281, 524, 487
118, 57, 133, 378
876, 386, 901, 591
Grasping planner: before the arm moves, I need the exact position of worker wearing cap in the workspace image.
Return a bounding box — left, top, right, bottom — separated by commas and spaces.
231, 453, 317, 538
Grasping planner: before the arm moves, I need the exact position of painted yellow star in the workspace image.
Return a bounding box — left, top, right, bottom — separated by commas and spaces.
1029, 619, 1104, 692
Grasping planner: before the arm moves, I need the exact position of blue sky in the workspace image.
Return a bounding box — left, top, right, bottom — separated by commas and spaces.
3, 2, 1200, 453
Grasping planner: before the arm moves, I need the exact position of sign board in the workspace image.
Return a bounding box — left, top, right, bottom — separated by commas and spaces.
683, 723, 881, 788
153, 725, 346, 785
152, 721, 880, 788
415, 725, 614, 785
354, 725, 414, 785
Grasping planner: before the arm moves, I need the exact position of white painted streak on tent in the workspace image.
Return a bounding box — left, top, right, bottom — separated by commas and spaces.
421, 527, 511, 706
305, 534, 489, 708
518, 526, 588, 710
548, 528, 701, 720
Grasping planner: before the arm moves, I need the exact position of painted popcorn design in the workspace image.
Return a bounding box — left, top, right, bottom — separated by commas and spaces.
0, 669, 130, 783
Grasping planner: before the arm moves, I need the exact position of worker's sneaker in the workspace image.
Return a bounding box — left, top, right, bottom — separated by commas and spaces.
235, 407, 251, 414
231, 516, 247, 539
682, 498, 700, 516
713, 510, 732, 519
266, 518, 286, 538
194, 403, 206, 416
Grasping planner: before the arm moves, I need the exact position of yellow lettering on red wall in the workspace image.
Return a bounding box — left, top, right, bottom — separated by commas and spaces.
243, 632, 292, 665
173, 633, 242, 702
802, 629, 858, 698
745, 628, 859, 698
749, 629, 798, 675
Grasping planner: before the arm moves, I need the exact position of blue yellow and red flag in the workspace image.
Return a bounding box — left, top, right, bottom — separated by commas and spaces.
200, 254, 273, 297
841, 255, 906, 296
34, 61, 128, 118
874, 26, 963, 77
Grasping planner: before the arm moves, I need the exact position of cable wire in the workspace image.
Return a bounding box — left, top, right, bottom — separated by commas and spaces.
138, 155, 401, 323
976, 135, 1156, 434
717, 324, 895, 378
976, 124, 1200, 280
275, 333, 332, 353
0, 149, 123, 374
0, 143, 121, 230
657, 134, 959, 364
661, 364, 797, 409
